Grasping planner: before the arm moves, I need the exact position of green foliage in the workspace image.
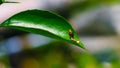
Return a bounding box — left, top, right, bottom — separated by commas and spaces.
0, 55, 11, 68
0, 0, 19, 4
20, 41, 69, 68
0, 10, 84, 48
66, 0, 120, 15
0, 0, 4, 4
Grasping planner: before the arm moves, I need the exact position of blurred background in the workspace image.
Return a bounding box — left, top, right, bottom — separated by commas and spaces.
0, 0, 120, 68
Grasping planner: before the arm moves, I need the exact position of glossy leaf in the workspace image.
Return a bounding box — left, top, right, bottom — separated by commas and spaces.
0, 10, 85, 49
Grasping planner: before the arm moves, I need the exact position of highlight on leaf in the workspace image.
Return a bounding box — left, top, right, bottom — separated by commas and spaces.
0, 10, 85, 49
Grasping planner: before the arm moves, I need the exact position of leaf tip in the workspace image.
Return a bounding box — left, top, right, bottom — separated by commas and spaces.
78, 42, 86, 49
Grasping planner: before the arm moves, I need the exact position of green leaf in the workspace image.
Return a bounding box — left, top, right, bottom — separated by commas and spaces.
0, 10, 85, 49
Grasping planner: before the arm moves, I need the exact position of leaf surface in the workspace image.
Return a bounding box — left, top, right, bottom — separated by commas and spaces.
0, 10, 85, 49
